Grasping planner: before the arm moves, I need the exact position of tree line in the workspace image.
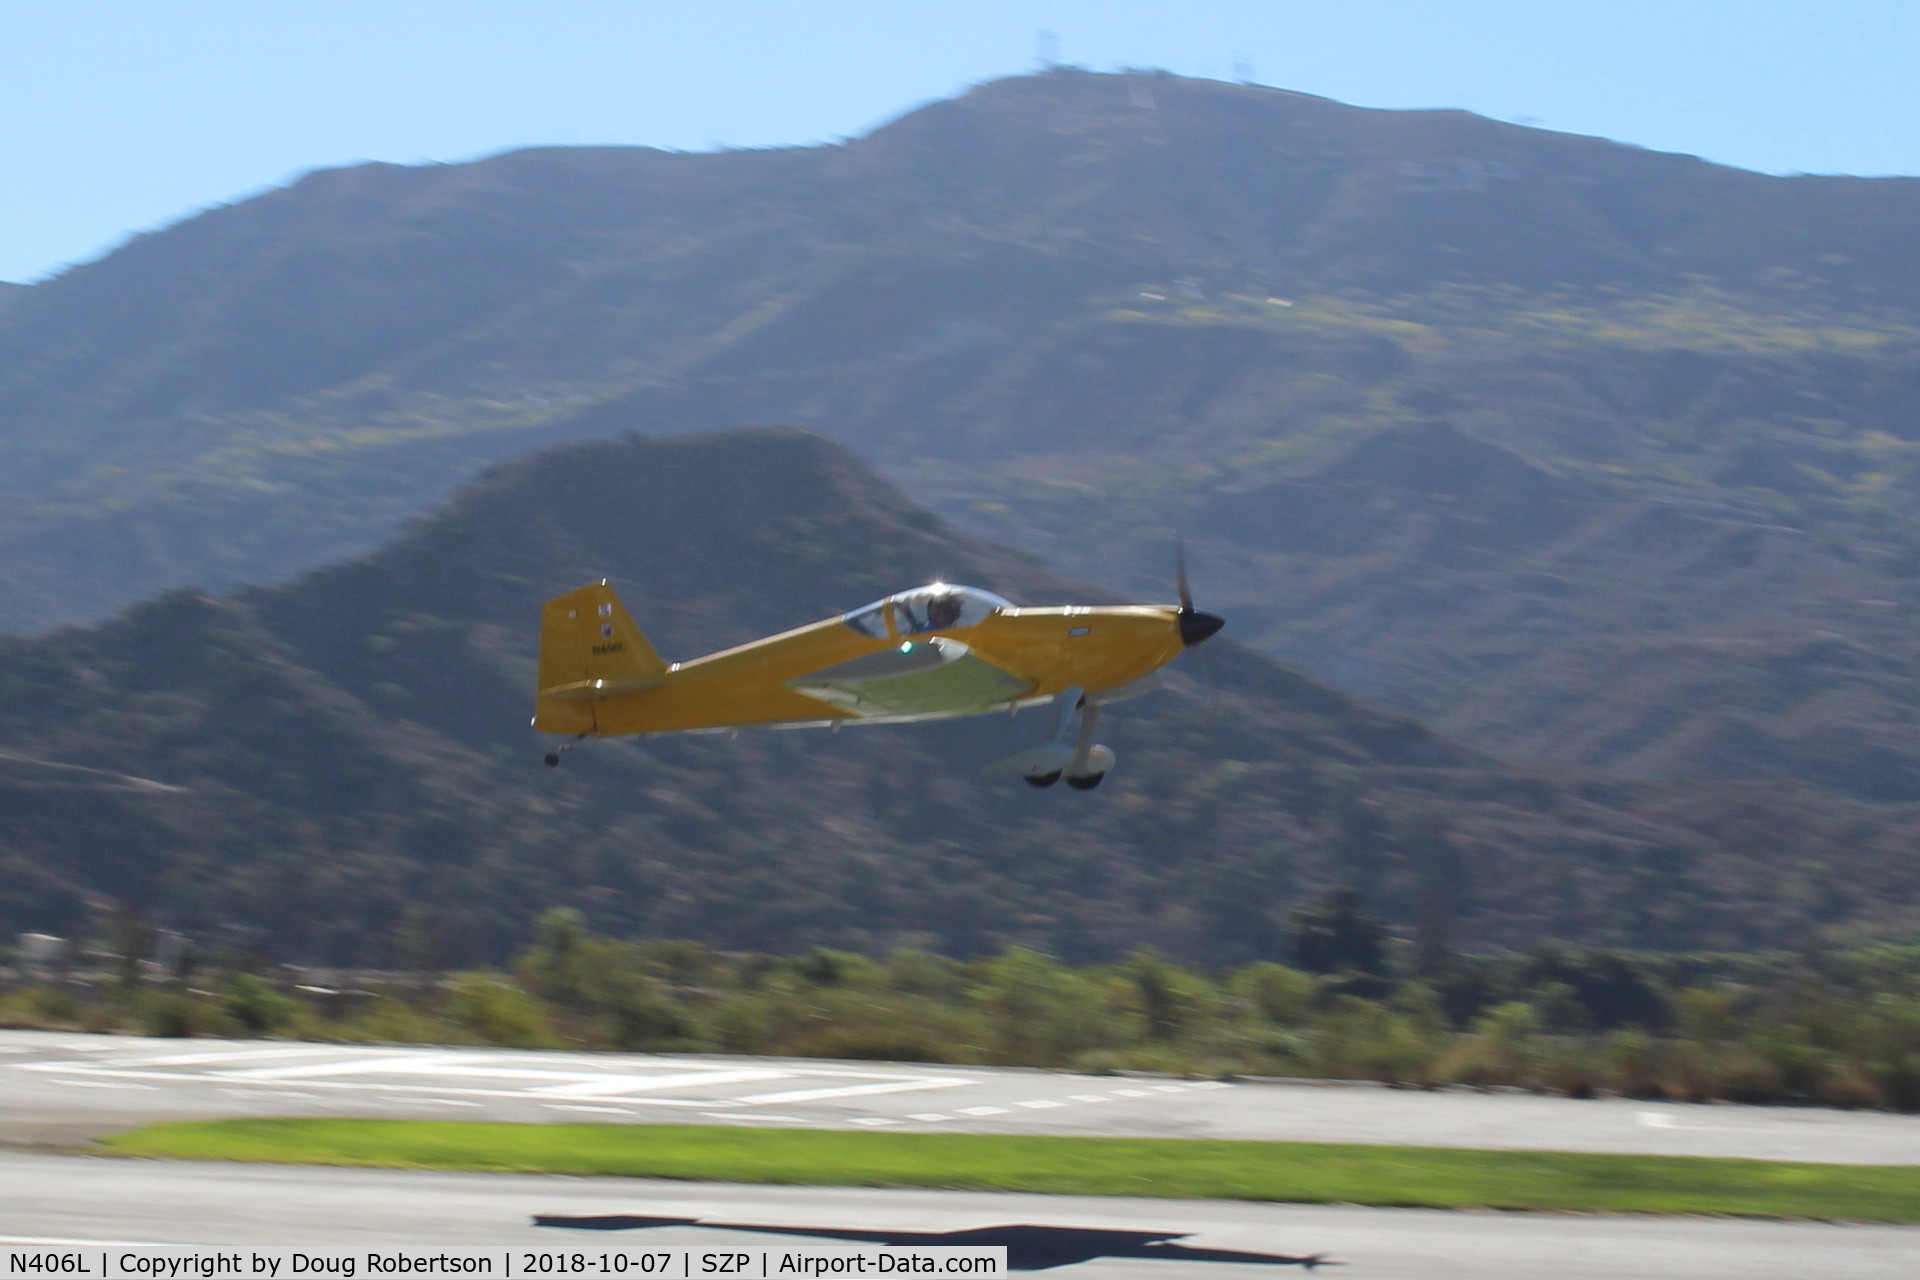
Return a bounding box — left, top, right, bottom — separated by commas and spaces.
6, 890, 1920, 1111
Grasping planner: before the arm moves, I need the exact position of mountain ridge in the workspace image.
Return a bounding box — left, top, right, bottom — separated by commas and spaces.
5, 71, 1920, 807
4, 429, 1920, 965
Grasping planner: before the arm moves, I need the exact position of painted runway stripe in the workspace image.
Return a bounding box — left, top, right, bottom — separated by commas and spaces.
218, 1053, 486, 1080
16, 1065, 716, 1104
530, 1068, 790, 1097
217, 1088, 320, 1100
16, 1059, 979, 1110
132, 1046, 338, 1067
732, 1077, 971, 1105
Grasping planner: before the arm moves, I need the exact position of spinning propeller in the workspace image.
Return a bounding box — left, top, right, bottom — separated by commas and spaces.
1174, 541, 1226, 647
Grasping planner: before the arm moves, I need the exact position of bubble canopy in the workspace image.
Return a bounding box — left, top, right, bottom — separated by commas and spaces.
843, 584, 1013, 636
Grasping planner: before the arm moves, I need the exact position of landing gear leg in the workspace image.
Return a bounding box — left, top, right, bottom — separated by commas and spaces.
543, 735, 588, 768
1064, 700, 1108, 789
982, 688, 1114, 787
1051, 686, 1085, 740
1069, 700, 1100, 775
1021, 688, 1082, 787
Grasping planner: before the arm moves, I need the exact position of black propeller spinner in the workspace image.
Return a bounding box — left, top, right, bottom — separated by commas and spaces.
1175, 543, 1226, 647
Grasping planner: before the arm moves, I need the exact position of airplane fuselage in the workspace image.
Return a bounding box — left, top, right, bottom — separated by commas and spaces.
547, 604, 1189, 737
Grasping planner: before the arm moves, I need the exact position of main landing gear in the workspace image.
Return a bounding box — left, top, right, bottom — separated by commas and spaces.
993, 687, 1115, 791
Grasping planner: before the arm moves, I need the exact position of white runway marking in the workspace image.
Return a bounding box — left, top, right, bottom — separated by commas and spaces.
532, 1068, 788, 1097
22, 1063, 718, 1105
219, 1052, 481, 1080
9, 1041, 1225, 1136
732, 1077, 969, 1105
1633, 1109, 1810, 1136
136, 1047, 333, 1067
19, 1048, 979, 1119
217, 1088, 320, 1100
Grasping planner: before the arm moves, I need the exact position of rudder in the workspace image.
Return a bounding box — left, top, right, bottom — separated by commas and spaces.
534, 580, 669, 733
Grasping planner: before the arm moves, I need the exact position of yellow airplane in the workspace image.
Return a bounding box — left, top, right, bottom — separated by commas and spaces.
533, 573, 1223, 789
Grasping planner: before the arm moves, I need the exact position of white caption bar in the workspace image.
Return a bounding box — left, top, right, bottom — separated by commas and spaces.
0, 1247, 1006, 1280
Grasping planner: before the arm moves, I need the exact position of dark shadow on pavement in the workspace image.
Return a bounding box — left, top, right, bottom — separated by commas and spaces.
533, 1214, 1335, 1270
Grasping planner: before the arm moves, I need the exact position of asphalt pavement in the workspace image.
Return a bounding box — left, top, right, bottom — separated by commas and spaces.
8, 1030, 1920, 1277
4, 1152, 1919, 1279
6, 1029, 1920, 1164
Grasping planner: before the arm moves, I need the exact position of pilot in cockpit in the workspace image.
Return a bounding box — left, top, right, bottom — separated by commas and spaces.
925, 593, 963, 631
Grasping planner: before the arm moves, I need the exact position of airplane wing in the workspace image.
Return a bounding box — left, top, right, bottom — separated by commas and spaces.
786, 635, 1033, 718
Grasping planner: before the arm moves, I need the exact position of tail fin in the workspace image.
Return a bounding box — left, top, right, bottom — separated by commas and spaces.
534, 581, 669, 733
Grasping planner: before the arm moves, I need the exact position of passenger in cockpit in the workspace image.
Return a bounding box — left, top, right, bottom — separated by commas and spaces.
926, 594, 963, 630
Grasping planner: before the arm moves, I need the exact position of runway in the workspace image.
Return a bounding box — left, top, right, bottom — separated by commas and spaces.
7, 1029, 1920, 1164
8, 1031, 1920, 1277
3, 1152, 1918, 1279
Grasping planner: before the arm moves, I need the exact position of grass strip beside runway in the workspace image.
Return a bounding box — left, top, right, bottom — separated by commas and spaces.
103, 1119, 1920, 1222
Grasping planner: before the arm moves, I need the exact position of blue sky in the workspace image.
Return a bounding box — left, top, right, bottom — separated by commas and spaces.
3, 0, 1917, 283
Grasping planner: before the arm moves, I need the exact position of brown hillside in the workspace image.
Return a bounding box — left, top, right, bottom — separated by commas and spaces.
3, 72, 1920, 806
2, 430, 1919, 965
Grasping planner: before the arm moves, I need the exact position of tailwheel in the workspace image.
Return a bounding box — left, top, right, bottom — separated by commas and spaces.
1066, 773, 1105, 791
1025, 771, 1062, 788
544, 734, 588, 769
